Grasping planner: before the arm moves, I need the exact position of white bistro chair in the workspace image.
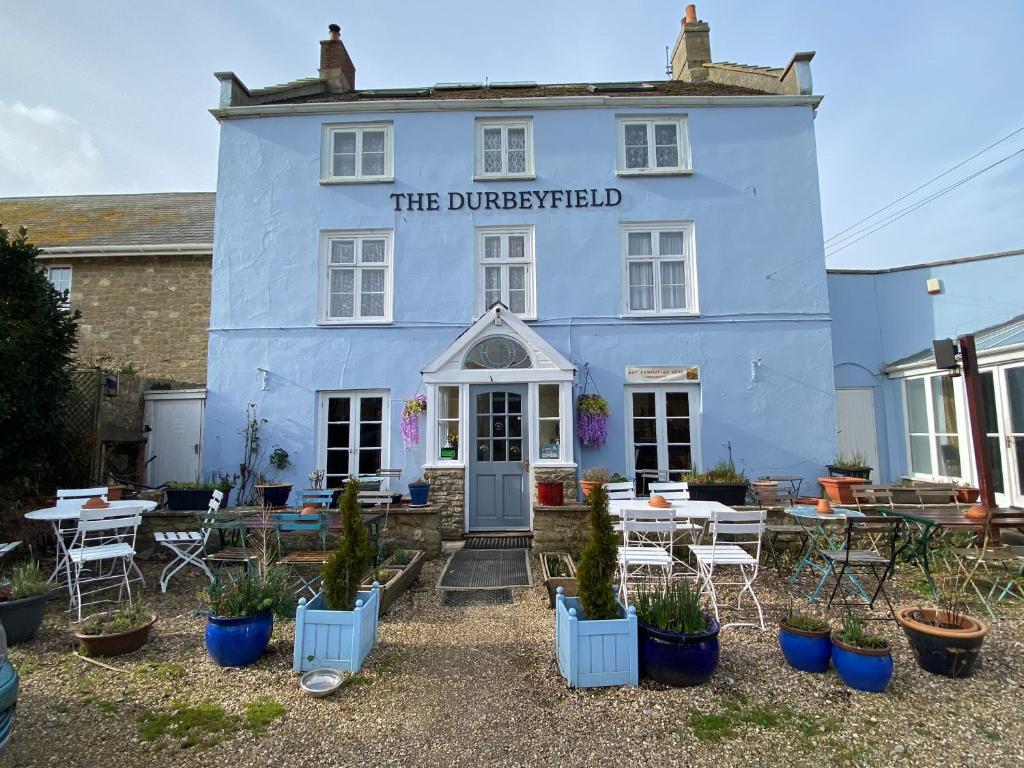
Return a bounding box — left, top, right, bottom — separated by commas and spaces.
617, 506, 676, 606
67, 505, 143, 621
604, 481, 636, 501
153, 489, 222, 593
649, 481, 702, 571
689, 509, 767, 630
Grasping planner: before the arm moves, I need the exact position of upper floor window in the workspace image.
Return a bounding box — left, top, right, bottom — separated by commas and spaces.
617, 117, 691, 175
621, 222, 697, 316
475, 118, 533, 179
321, 123, 393, 183
319, 230, 393, 324
475, 226, 535, 319
44, 265, 72, 305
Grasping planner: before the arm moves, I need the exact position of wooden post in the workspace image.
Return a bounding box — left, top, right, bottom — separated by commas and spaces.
958, 334, 996, 509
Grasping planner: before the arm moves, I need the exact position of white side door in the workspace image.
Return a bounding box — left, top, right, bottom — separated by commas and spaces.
144, 390, 205, 486
836, 388, 879, 482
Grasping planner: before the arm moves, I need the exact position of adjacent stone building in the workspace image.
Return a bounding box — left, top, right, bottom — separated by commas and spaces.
0, 192, 214, 386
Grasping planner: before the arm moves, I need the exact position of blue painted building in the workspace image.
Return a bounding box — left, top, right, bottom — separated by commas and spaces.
829, 248, 1024, 506
205, 11, 836, 535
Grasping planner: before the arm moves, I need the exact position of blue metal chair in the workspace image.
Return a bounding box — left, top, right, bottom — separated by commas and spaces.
272, 512, 330, 596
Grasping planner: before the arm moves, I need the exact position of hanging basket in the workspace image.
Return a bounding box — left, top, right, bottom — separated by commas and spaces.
576, 394, 609, 448
401, 395, 427, 449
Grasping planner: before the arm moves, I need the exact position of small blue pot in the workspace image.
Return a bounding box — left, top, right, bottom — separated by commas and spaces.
408, 483, 430, 506
205, 612, 273, 668
831, 635, 893, 693
638, 615, 720, 687
778, 622, 832, 673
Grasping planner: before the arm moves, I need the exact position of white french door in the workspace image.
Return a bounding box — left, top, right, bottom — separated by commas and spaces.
978, 364, 1024, 508
625, 387, 700, 482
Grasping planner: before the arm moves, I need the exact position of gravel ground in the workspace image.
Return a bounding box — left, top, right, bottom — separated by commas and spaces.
5, 553, 1024, 768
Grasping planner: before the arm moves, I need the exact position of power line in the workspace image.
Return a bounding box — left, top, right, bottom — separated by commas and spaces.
824, 145, 1024, 259
824, 123, 1024, 245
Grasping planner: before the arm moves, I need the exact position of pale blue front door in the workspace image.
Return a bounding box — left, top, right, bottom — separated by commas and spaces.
469, 385, 529, 531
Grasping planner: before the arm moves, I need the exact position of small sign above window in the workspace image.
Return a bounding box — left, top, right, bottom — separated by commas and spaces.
625, 365, 700, 384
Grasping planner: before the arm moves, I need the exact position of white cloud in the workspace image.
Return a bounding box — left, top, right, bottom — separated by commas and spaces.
0, 100, 103, 195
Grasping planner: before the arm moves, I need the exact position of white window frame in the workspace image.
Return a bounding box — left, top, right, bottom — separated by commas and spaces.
475, 225, 536, 320
43, 265, 73, 307
616, 116, 691, 175
620, 221, 698, 317
624, 386, 701, 479
316, 390, 390, 484
474, 118, 534, 180
320, 122, 394, 183
901, 373, 968, 482
318, 229, 394, 325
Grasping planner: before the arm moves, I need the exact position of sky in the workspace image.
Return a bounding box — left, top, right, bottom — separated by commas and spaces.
1, 0, 1021, 268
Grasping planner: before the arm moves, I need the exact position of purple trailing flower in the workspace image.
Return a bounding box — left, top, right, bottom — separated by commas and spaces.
576, 394, 610, 448
401, 394, 427, 449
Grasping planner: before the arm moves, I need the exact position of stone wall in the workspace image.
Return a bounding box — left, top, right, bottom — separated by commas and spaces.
63, 254, 211, 386
382, 508, 442, 559
533, 503, 590, 554
533, 467, 579, 504
423, 467, 465, 539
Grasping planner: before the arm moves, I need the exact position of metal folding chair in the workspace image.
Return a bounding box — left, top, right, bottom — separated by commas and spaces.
617, 506, 676, 606
272, 512, 330, 596
604, 481, 636, 501
67, 505, 142, 621
153, 489, 222, 593
820, 516, 902, 619
950, 530, 1024, 619
50, 487, 109, 583
199, 510, 254, 576
689, 509, 766, 629
753, 484, 805, 576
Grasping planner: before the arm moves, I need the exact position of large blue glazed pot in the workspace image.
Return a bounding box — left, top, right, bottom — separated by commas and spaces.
205, 612, 273, 667
778, 621, 832, 673
831, 635, 893, 693
638, 615, 720, 687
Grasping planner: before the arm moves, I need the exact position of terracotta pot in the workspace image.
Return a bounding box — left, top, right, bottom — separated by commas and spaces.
956, 487, 980, 504
74, 615, 157, 657
579, 480, 599, 499
301, 504, 320, 515
965, 504, 987, 520
82, 496, 110, 510
816, 498, 833, 515
818, 477, 867, 505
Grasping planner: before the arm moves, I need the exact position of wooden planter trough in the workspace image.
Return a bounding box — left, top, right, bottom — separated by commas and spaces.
555, 588, 638, 688
541, 552, 577, 608
292, 584, 381, 674
361, 550, 425, 615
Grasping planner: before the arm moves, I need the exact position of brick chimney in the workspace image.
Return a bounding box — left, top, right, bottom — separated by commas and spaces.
319, 23, 356, 91
670, 4, 711, 82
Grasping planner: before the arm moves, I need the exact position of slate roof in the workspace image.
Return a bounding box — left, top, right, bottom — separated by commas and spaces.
0, 192, 215, 249
252, 78, 771, 106
885, 313, 1024, 370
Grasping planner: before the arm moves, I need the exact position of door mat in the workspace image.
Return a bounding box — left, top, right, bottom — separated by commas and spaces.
436, 549, 532, 590
441, 589, 513, 607
463, 536, 532, 550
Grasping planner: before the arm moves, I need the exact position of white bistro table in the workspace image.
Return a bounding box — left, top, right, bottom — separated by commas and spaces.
25, 499, 158, 586
609, 498, 733, 522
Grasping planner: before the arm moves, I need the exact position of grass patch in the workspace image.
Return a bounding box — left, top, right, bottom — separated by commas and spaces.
688, 697, 796, 742
135, 662, 186, 681
98, 700, 119, 715
244, 698, 285, 733
138, 702, 238, 749
345, 674, 373, 686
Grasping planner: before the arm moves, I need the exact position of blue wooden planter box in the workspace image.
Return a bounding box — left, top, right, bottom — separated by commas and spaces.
292, 583, 381, 674
555, 587, 638, 688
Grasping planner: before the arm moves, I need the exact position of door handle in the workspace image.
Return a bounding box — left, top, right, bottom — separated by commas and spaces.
521, 460, 530, 472
193, 443, 200, 455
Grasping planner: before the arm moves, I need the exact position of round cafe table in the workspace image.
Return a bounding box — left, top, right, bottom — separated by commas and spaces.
25, 499, 158, 589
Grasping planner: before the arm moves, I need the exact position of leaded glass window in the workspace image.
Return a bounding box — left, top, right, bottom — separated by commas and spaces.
476, 119, 533, 178
618, 118, 690, 174
463, 336, 533, 370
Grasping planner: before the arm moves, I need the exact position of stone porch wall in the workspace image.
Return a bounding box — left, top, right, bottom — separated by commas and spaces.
382, 508, 442, 559
423, 467, 465, 539
533, 467, 579, 504
533, 503, 590, 554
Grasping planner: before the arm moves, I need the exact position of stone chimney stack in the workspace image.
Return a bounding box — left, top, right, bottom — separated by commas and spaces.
319, 23, 356, 91
670, 4, 711, 82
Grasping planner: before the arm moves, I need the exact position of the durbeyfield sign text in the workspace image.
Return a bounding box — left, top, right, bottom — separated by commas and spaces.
388, 187, 622, 212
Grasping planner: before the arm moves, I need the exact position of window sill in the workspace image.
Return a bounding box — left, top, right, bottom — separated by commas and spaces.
616, 169, 693, 177
317, 319, 394, 326
320, 177, 395, 185
619, 311, 701, 320
532, 461, 577, 469
422, 462, 466, 470
472, 174, 537, 183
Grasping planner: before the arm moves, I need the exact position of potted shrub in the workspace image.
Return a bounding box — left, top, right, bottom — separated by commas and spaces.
827, 452, 873, 480
896, 591, 987, 678
408, 477, 430, 506
294, 479, 381, 673
255, 446, 293, 508
201, 566, 290, 668
165, 477, 233, 511
831, 615, 893, 693
778, 607, 831, 673
554, 485, 638, 688
73, 601, 156, 657
0, 562, 54, 644
540, 552, 577, 608
360, 549, 425, 615
634, 578, 720, 687
578, 466, 609, 500
686, 460, 749, 506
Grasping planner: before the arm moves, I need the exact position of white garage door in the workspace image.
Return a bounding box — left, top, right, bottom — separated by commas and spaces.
836, 388, 880, 482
